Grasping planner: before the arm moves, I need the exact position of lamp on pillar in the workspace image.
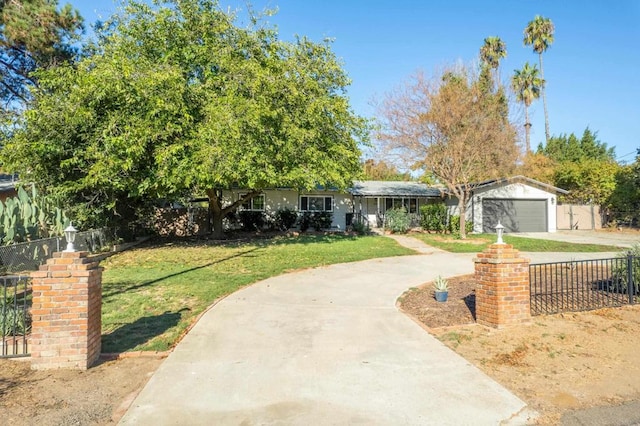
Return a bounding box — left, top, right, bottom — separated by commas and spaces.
495, 221, 505, 244
63, 223, 78, 252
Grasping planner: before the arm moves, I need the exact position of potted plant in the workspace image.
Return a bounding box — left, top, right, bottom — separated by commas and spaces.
433, 275, 449, 302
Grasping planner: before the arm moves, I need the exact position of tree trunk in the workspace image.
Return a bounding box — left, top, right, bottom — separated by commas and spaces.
206, 189, 225, 239
458, 193, 467, 239
524, 105, 531, 153
205, 188, 262, 239
539, 52, 550, 144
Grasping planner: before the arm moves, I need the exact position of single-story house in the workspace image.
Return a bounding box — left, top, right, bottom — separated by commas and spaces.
222, 175, 568, 233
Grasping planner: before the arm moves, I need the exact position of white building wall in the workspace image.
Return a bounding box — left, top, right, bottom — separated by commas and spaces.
470, 182, 557, 233
224, 189, 352, 230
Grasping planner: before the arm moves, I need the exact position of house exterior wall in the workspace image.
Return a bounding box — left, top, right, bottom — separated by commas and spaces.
470, 182, 557, 233
224, 189, 353, 230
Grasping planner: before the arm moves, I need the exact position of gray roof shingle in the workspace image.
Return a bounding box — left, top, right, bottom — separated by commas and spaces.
349, 181, 445, 198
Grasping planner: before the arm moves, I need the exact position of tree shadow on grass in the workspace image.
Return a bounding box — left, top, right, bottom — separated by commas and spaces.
101, 308, 187, 353
102, 247, 260, 300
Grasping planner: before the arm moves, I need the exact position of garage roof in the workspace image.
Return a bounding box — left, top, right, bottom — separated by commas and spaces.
349, 181, 445, 198
469, 175, 569, 195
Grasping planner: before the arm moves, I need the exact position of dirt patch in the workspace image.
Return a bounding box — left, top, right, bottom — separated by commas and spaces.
0, 355, 164, 425
399, 276, 640, 424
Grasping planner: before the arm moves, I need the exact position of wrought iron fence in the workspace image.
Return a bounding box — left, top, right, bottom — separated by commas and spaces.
1, 275, 30, 358
0, 228, 120, 275
529, 254, 638, 315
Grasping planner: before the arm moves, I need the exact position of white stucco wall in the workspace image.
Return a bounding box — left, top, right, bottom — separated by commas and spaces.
470, 182, 557, 233
224, 189, 353, 230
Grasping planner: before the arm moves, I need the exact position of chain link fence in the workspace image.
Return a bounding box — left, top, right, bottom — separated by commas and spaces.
0, 228, 120, 275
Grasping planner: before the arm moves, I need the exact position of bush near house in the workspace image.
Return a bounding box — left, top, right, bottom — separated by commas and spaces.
448, 215, 473, 235
299, 212, 333, 232
274, 208, 298, 231
420, 203, 447, 233
384, 208, 411, 234
239, 211, 266, 231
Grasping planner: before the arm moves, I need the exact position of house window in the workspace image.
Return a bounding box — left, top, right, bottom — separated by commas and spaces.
240, 194, 265, 211
384, 197, 418, 213
300, 195, 333, 212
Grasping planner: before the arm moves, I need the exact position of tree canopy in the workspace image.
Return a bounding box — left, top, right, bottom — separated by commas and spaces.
362, 159, 410, 181
1, 0, 367, 236
539, 128, 615, 163
530, 128, 619, 204
376, 64, 518, 237
0, 0, 83, 118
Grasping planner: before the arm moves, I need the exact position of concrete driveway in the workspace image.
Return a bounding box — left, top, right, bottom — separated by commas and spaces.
514, 230, 640, 249
120, 249, 534, 425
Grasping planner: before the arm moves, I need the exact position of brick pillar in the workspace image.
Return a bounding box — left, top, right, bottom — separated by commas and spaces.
30, 251, 103, 370
474, 244, 531, 328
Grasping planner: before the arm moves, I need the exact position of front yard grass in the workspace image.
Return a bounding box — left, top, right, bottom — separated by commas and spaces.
101, 234, 414, 353
410, 233, 620, 253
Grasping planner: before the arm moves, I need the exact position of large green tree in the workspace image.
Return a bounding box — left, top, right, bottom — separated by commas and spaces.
511, 62, 542, 153
524, 15, 554, 144
377, 65, 518, 238
538, 128, 618, 204
1, 0, 367, 237
608, 151, 640, 226
0, 0, 83, 118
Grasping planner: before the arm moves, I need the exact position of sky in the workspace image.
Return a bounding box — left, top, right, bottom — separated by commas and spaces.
71, 0, 640, 163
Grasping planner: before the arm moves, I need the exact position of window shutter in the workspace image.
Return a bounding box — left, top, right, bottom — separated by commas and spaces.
301, 196, 308, 211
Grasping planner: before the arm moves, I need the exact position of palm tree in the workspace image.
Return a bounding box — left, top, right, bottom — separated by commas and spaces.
479, 36, 507, 90
524, 15, 554, 143
511, 62, 543, 153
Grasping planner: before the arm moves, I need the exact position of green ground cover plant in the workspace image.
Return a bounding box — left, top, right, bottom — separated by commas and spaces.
101, 234, 414, 353
411, 233, 619, 253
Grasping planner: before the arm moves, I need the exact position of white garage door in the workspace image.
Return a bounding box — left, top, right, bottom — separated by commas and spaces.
482, 199, 547, 233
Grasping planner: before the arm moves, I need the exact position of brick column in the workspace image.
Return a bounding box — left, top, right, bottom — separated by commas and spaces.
30, 251, 103, 370
474, 244, 531, 328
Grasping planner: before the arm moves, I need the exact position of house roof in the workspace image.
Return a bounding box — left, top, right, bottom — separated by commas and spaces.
349, 181, 445, 198
469, 175, 569, 194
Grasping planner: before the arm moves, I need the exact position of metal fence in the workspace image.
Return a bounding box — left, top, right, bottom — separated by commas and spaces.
0, 228, 119, 275
1, 275, 30, 358
529, 255, 638, 315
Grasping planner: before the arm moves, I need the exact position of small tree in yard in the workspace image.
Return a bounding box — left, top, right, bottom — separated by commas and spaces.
377, 64, 518, 238
1, 0, 367, 237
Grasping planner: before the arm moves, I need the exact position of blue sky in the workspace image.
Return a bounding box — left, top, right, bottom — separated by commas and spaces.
72, 0, 640, 163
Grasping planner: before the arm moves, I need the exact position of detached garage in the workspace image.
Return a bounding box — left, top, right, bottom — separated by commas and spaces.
469, 176, 568, 233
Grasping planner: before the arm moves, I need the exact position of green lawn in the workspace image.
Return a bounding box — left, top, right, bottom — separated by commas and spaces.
100, 234, 414, 353
410, 233, 621, 253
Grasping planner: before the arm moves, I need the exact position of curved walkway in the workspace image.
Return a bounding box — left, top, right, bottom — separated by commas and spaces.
120, 238, 534, 425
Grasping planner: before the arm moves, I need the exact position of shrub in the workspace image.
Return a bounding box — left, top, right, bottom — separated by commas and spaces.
299, 212, 312, 232
311, 211, 333, 231
298, 212, 333, 231
611, 243, 640, 295
0, 294, 30, 336
274, 208, 298, 231
238, 211, 266, 231
351, 217, 370, 235
420, 203, 447, 233
448, 215, 473, 235
384, 208, 411, 234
